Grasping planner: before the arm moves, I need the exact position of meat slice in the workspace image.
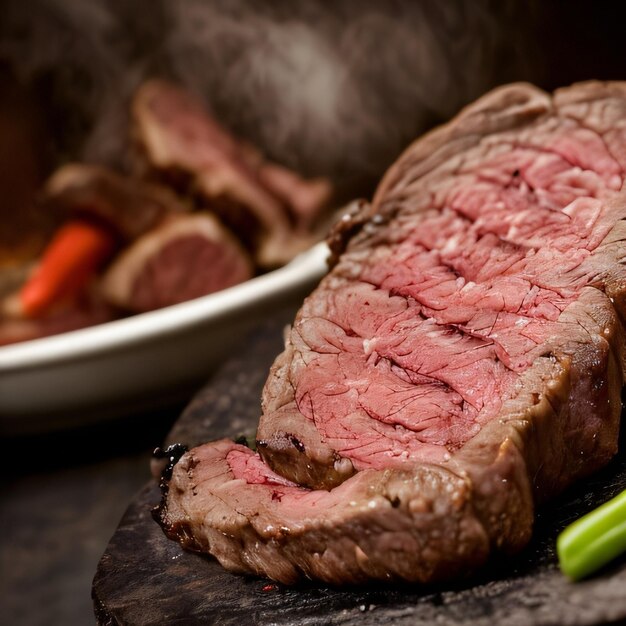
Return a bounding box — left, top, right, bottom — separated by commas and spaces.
44, 163, 186, 241
132, 80, 331, 267
160, 439, 491, 585
238, 146, 333, 232
101, 213, 253, 313
157, 82, 626, 585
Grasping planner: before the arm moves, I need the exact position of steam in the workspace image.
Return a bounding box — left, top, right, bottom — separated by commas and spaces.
0, 0, 536, 199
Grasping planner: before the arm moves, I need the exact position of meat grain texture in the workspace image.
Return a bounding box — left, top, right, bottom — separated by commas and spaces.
158, 82, 626, 585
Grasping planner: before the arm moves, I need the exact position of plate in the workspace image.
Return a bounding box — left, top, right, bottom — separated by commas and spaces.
0, 242, 328, 432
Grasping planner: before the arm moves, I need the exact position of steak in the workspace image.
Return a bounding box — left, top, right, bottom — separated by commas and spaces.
157, 82, 626, 585
101, 213, 252, 313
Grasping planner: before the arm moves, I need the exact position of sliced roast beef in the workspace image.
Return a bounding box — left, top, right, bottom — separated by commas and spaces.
157, 81, 626, 585
101, 213, 253, 313
132, 80, 331, 267
44, 163, 187, 241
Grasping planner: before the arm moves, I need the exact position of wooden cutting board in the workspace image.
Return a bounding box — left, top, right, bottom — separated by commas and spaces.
93, 314, 626, 626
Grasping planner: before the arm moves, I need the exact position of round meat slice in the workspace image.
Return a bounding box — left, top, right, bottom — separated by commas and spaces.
100, 213, 253, 313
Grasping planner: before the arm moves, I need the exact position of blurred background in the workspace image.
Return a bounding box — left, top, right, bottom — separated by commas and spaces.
1, 0, 625, 624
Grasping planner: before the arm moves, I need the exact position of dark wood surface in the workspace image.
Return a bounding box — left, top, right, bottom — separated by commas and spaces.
93, 317, 626, 626
0, 403, 184, 626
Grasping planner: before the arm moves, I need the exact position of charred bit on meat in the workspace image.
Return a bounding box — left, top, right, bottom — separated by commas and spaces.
151, 443, 188, 527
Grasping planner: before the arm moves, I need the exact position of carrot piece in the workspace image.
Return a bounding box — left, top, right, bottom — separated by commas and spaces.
19, 219, 115, 318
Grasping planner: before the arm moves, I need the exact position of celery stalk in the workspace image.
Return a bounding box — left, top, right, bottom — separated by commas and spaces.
557, 489, 626, 581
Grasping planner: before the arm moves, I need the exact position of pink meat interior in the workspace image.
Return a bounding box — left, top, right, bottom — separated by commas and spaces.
132, 234, 249, 311
277, 120, 623, 474
143, 84, 240, 169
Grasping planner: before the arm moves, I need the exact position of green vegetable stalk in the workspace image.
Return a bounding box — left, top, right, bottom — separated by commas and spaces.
557, 489, 626, 581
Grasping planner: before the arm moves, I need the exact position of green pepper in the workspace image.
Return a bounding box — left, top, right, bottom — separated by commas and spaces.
557, 489, 626, 581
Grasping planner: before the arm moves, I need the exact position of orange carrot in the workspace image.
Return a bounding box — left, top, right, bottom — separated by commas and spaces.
19, 219, 115, 318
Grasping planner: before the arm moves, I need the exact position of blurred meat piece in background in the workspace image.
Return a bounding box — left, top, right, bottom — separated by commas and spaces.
45, 164, 188, 242
101, 213, 253, 313
133, 80, 331, 267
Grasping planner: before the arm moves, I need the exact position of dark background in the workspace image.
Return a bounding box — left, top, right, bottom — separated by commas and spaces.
2, 1, 626, 624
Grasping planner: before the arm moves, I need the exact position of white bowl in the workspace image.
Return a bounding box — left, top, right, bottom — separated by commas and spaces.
0, 242, 329, 432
